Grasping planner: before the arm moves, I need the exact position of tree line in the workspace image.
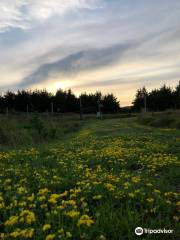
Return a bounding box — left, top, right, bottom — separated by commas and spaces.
0, 81, 179, 114
0, 89, 120, 114
132, 81, 180, 112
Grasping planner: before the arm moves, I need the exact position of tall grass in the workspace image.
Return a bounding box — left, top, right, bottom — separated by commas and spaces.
137, 110, 180, 129
0, 114, 82, 149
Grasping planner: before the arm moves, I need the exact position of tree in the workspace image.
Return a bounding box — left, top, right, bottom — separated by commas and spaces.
132, 84, 176, 112
4, 91, 16, 111
155, 84, 173, 111
174, 81, 180, 109
132, 87, 148, 112
102, 93, 120, 113
14, 90, 31, 112
66, 89, 79, 112
30, 89, 52, 112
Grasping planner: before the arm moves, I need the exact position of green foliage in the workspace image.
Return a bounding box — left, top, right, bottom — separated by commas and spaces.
0, 115, 82, 148
0, 89, 120, 114
0, 118, 32, 147
132, 82, 180, 112
137, 111, 180, 129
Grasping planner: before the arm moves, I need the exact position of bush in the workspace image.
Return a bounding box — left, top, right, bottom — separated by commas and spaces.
150, 117, 176, 128
137, 112, 180, 129
0, 114, 83, 148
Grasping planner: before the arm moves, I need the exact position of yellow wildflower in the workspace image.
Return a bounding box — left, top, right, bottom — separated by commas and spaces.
146, 198, 154, 203
27, 194, 35, 202
10, 230, 20, 238
66, 232, 72, 238
5, 216, 19, 226
19, 210, 36, 224
93, 195, 102, 200
38, 196, 46, 202
0, 233, 5, 239
99, 235, 106, 240
17, 187, 27, 194
173, 216, 179, 221
150, 208, 156, 213
38, 188, 49, 195
0, 202, 5, 209
59, 190, 68, 198
105, 183, 116, 191
128, 193, 135, 198
46, 234, 56, 240
43, 224, 51, 232
48, 194, 60, 204
65, 210, 80, 218
131, 176, 141, 183
166, 200, 171, 204
20, 228, 34, 238
58, 228, 64, 235
153, 189, 161, 194
77, 215, 94, 227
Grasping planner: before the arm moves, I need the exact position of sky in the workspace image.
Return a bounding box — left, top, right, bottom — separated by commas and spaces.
0, 0, 180, 106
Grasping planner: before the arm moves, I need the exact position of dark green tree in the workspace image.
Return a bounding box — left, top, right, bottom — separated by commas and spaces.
132, 87, 148, 112
102, 93, 120, 113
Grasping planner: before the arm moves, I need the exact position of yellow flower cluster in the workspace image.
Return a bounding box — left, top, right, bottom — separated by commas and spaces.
5, 216, 19, 226
9, 228, 34, 238
65, 210, 80, 218
43, 224, 51, 232
77, 215, 94, 227
19, 210, 36, 224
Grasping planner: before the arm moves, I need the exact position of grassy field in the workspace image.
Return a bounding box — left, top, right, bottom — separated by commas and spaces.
0, 116, 180, 239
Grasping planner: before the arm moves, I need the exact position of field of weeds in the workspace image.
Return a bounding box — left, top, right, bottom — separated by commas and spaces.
0, 118, 180, 239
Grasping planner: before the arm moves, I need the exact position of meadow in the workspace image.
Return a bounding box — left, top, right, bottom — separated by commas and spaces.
0, 115, 180, 239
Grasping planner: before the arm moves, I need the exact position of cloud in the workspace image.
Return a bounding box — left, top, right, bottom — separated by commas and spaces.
0, 0, 102, 32
0, 0, 180, 106
70, 63, 180, 90
16, 43, 135, 88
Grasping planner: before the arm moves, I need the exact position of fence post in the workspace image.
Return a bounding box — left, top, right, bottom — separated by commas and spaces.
97, 100, 102, 119
144, 94, 147, 113
51, 102, 54, 114
26, 104, 29, 115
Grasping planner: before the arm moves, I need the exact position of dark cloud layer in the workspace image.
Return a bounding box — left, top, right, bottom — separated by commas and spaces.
18, 43, 135, 88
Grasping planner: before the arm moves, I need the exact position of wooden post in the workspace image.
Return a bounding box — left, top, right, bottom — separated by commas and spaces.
26, 104, 29, 115
97, 100, 102, 118
51, 102, 54, 114
144, 94, 147, 113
